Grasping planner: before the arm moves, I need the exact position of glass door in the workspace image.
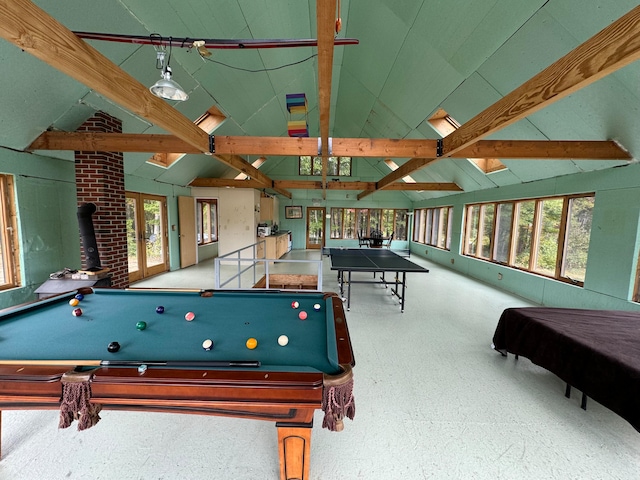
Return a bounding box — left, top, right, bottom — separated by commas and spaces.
306, 207, 325, 249
126, 192, 168, 282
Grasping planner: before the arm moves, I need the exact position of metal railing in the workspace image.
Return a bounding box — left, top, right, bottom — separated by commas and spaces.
214, 240, 323, 290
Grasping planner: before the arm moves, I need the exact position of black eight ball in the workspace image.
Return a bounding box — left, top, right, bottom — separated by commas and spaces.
107, 341, 121, 353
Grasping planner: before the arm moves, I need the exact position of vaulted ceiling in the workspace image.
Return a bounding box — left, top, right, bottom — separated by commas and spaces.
1, 1, 639, 203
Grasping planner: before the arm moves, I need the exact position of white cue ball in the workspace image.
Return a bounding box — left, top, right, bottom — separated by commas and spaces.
278, 335, 289, 346
313, 303, 321, 311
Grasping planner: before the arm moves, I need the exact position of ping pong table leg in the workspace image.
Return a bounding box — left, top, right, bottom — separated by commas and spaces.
347, 271, 352, 311
400, 271, 406, 312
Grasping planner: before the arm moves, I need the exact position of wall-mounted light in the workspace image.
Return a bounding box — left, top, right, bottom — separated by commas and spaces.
150, 50, 188, 101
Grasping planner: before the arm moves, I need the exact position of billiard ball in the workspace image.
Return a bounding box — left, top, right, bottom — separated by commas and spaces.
202, 339, 214, 351
278, 335, 289, 346
107, 341, 120, 353
136, 321, 147, 331
185, 311, 196, 321
298, 311, 307, 320
291, 301, 299, 309
75, 293, 84, 301
69, 298, 79, 307
72, 308, 83, 317
246, 337, 258, 350
156, 306, 165, 314
313, 303, 321, 311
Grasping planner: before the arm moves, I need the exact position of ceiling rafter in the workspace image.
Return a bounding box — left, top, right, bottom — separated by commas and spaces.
0, 0, 290, 199
317, 0, 336, 197
357, 4, 640, 199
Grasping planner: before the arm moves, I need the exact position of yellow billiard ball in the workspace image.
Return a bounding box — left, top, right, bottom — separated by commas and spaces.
69, 298, 79, 307
246, 337, 258, 350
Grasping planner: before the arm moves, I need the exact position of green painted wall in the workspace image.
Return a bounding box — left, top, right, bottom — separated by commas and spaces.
411, 162, 640, 311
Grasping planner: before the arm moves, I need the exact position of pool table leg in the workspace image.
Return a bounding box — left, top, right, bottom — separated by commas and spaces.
276, 422, 312, 480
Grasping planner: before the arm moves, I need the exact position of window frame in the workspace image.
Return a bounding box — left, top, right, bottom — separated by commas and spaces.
413, 206, 453, 250
331, 207, 408, 240
196, 198, 218, 245
462, 193, 594, 286
298, 156, 352, 176
0, 174, 20, 290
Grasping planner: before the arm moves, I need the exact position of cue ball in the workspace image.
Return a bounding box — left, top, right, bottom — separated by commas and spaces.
69, 298, 79, 307
246, 337, 258, 350
185, 311, 196, 321
156, 306, 165, 314
72, 308, 83, 317
298, 311, 308, 320
136, 321, 147, 331
202, 339, 214, 351
278, 335, 289, 346
75, 293, 84, 301
291, 301, 299, 309
313, 303, 321, 311
107, 341, 120, 353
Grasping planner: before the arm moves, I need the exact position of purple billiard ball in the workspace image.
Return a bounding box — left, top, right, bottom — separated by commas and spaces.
156, 306, 165, 314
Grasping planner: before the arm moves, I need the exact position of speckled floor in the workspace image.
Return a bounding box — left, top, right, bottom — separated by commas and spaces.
2, 251, 639, 479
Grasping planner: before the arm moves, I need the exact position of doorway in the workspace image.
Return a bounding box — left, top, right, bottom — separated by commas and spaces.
126, 192, 169, 283
306, 207, 325, 249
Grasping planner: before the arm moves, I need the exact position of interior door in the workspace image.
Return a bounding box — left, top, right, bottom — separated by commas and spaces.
178, 196, 197, 268
306, 207, 325, 249
126, 192, 169, 282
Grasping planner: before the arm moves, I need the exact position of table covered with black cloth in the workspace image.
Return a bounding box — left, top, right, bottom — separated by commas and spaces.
492, 307, 640, 431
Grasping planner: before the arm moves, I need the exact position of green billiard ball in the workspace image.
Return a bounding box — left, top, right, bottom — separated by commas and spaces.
136, 321, 147, 331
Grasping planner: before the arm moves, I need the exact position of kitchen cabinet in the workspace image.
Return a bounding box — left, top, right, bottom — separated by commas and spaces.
259, 196, 274, 222
258, 231, 290, 260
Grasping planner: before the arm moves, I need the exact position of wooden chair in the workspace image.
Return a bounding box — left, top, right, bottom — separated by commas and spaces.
358, 231, 369, 247
384, 232, 394, 249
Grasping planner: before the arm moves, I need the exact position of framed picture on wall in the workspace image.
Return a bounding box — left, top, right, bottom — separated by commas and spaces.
285, 206, 303, 219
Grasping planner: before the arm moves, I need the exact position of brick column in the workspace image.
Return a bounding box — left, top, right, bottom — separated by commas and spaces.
74, 111, 129, 288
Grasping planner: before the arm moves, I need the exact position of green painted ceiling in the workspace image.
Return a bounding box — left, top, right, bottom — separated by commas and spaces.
1, 0, 639, 202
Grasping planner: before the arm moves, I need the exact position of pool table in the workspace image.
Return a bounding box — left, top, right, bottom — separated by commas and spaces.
0, 288, 355, 480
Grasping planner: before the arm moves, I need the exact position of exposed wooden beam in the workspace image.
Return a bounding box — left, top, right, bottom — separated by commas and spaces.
28, 132, 632, 162
0, 0, 286, 195
441, 5, 640, 157
189, 178, 265, 188
190, 178, 462, 193
28, 132, 201, 153
456, 140, 631, 160
317, 0, 336, 193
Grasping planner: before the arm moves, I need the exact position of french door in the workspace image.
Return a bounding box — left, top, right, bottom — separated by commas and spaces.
306, 207, 325, 249
126, 192, 169, 282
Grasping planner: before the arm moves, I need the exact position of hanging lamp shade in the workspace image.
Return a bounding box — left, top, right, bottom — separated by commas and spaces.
150, 66, 188, 101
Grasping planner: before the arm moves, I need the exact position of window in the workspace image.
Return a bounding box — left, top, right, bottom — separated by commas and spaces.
196, 199, 218, 245
463, 194, 594, 285
0, 174, 19, 290
299, 156, 352, 176
332, 207, 407, 240
413, 206, 453, 250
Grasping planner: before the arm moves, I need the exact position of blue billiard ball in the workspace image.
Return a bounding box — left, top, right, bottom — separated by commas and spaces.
75, 293, 84, 301
156, 306, 165, 314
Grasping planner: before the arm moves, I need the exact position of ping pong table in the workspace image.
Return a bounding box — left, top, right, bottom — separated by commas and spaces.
328, 248, 429, 312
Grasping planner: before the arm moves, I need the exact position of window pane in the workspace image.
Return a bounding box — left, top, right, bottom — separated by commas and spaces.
339, 157, 352, 176
312, 157, 323, 175
561, 196, 594, 282
424, 210, 432, 244
126, 197, 139, 273
480, 204, 495, 259
395, 210, 407, 241
327, 157, 338, 176
209, 201, 217, 241
344, 208, 356, 239
330, 208, 343, 239
437, 207, 449, 248
381, 209, 394, 236
494, 203, 513, 263
513, 201, 535, 269
430, 209, 439, 245
369, 209, 381, 234
533, 198, 563, 276
357, 209, 369, 236
299, 156, 311, 175
202, 203, 210, 242
465, 205, 480, 255
446, 207, 453, 250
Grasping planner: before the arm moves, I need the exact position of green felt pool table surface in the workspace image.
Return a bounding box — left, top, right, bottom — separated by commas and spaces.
0, 289, 346, 374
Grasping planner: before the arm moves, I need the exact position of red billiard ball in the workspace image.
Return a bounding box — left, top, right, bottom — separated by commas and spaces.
72, 308, 83, 317
185, 311, 196, 321
291, 301, 299, 309
298, 311, 307, 320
